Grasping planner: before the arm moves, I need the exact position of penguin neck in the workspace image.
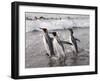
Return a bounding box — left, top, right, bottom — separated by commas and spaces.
45, 32, 48, 34
44, 32, 48, 36
44, 32, 50, 39
70, 32, 73, 37
53, 36, 58, 40
54, 36, 57, 39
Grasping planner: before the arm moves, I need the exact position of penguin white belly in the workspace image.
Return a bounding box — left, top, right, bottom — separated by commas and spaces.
69, 36, 75, 52
69, 36, 72, 43
53, 38, 65, 58
72, 44, 76, 52
43, 35, 50, 55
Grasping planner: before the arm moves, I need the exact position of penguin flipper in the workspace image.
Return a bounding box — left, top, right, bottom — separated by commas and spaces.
75, 38, 80, 42
61, 41, 72, 45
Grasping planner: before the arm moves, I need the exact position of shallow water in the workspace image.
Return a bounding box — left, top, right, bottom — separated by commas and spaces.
25, 28, 89, 68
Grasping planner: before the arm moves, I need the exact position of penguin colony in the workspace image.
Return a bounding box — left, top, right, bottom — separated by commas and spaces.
40, 28, 80, 66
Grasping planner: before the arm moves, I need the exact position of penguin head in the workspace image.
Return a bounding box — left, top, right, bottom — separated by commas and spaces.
40, 28, 48, 33
52, 32, 57, 37
68, 28, 73, 34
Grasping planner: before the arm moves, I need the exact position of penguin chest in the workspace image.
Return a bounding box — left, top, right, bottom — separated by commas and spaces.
69, 36, 72, 43
43, 36, 50, 55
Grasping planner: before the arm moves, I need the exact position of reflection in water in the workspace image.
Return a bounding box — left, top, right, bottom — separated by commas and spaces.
48, 57, 66, 67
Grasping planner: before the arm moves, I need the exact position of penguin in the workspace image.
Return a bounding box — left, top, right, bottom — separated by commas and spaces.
40, 28, 55, 57
68, 29, 80, 54
51, 32, 72, 65
52, 32, 65, 56
51, 32, 65, 65
52, 32, 72, 52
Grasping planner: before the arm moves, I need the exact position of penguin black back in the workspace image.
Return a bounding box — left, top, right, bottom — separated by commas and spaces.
40, 28, 55, 56
68, 29, 79, 53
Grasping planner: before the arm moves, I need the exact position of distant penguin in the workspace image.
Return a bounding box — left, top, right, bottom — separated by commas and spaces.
40, 28, 54, 57
68, 29, 80, 54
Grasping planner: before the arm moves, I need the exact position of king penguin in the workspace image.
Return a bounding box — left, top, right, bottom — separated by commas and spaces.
52, 32, 72, 52
52, 32, 65, 58
40, 28, 55, 57
68, 29, 80, 54
52, 32, 72, 59
51, 32, 71, 65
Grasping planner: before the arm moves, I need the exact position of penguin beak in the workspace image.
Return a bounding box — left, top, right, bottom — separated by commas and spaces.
52, 32, 56, 36
39, 28, 42, 29
39, 28, 44, 31
67, 28, 71, 30
68, 28, 72, 31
